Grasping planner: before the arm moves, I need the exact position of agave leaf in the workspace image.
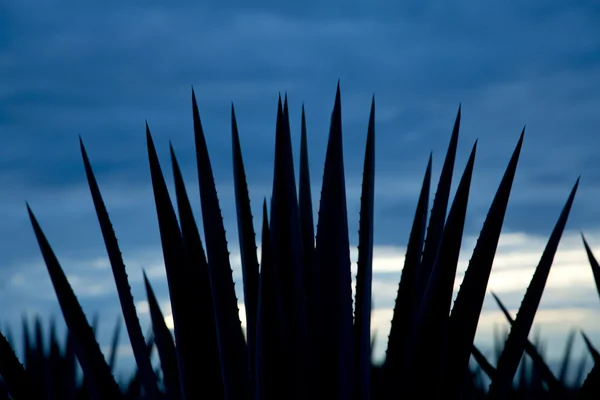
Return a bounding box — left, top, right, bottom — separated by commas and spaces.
146, 123, 208, 399
471, 345, 496, 379
518, 352, 528, 392
488, 177, 580, 399
191, 90, 250, 399
298, 103, 315, 301
571, 349, 589, 389
443, 130, 524, 399
581, 331, 600, 363
48, 317, 61, 400
77, 312, 101, 399
231, 104, 260, 391
269, 94, 308, 398
170, 143, 224, 399
414, 105, 461, 306
582, 235, 600, 302
529, 329, 546, 397
384, 153, 432, 389
490, 292, 563, 395
578, 362, 600, 399
33, 316, 45, 394
0, 330, 39, 399
143, 272, 181, 400
255, 199, 289, 400
0, 380, 10, 400
124, 333, 156, 400
312, 83, 354, 399
559, 329, 577, 384
62, 330, 77, 400
405, 141, 476, 398
80, 138, 160, 400
354, 96, 375, 400
26, 205, 123, 400
574, 350, 590, 389
107, 317, 122, 374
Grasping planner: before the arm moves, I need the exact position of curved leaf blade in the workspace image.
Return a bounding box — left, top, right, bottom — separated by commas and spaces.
146, 123, 205, 400
488, 177, 580, 399
312, 83, 354, 399
27, 205, 123, 400
354, 96, 375, 400
170, 143, 224, 399
582, 235, 600, 302
255, 199, 289, 400
80, 138, 160, 400
414, 105, 461, 305
298, 103, 315, 302
443, 130, 524, 398
383, 153, 432, 389
405, 141, 477, 398
143, 272, 181, 400
191, 90, 250, 400
231, 104, 260, 392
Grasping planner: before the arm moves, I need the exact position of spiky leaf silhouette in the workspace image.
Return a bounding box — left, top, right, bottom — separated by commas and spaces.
490, 292, 563, 395
27, 206, 123, 400
582, 235, 600, 301
191, 90, 250, 400
170, 143, 224, 399
559, 329, 577, 385
143, 272, 181, 400
146, 124, 206, 400
443, 130, 524, 399
80, 138, 160, 400
488, 177, 579, 398
255, 199, 289, 400
231, 104, 260, 393
384, 153, 432, 391
405, 140, 477, 398
298, 103, 315, 300
268, 95, 308, 399
312, 83, 354, 399
581, 331, 600, 363
413, 105, 461, 305
0, 331, 38, 399
354, 96, 375, 400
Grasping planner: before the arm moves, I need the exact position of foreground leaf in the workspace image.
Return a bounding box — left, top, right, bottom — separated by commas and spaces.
80, 138, 160, 400
443, 130, 524, 398
27, 205, 123, 400
354, 96, 375, 400
147, 124, 205, 400
488, 177, 580, 398
192, 90, 250, 399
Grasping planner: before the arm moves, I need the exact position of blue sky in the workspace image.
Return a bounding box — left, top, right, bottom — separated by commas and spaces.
2, 0, 600, 382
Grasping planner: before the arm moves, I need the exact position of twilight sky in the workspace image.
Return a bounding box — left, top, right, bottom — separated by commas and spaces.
2, 0, 600, 382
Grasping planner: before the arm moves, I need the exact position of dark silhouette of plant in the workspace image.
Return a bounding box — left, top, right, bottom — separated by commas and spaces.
1, 83, 597, 399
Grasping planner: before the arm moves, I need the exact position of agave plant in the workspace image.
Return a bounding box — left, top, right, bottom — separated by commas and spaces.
0, 82, 597, 400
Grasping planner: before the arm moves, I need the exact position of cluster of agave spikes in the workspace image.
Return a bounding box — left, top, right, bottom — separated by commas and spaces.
1, 82, 600, 399
0, 315, 156, 399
